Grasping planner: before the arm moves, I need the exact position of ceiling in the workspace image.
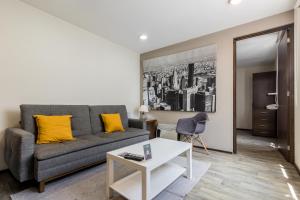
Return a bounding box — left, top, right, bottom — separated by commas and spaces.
237, 32, 279, 68
21, 0, 296, 53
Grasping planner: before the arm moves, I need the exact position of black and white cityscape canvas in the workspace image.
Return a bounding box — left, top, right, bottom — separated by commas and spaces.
143, 45, 216, 112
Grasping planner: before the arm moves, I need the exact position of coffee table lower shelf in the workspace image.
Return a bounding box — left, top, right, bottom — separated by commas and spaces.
110, 162, 186, 200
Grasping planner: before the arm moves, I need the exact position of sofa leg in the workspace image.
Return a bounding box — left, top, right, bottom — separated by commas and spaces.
38, 181, 45, 193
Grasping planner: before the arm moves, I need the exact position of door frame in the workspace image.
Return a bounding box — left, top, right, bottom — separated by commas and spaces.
233, 24, 295, 162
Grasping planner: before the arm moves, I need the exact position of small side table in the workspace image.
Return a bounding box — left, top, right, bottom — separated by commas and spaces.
146, 119, 158, 139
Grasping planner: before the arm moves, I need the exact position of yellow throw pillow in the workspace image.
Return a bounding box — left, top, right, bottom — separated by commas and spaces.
100, 113, 125, 133
34, 115, 74, 144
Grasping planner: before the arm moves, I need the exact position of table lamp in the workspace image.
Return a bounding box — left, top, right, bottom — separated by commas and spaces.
139, 105, 149, 120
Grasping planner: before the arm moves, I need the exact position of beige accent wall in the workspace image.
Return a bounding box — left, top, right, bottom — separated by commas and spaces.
294, 5, 300, 170
141, 11, 294, 152
236, 65, 276, 130
0, 0, 140, 170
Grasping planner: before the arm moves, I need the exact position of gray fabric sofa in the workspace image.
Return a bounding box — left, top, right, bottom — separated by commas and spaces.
4, 105, 149, 192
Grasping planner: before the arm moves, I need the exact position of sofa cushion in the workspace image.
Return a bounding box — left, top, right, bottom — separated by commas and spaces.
89, 105, 129, 133
100, 113, 125, 133
20, 105, 91, 137
34, 135, 149, 181
34, 115, 74, 144
34, 128, 149, 161
34, 135, 111, 161
95, 128, 149, 142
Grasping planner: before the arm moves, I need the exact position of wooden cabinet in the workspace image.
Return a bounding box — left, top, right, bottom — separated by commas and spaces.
252, 72, 277, 137
146, 119, 158, 139
253, 109, 277, 137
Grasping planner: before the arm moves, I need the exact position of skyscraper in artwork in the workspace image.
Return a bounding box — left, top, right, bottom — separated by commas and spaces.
187, 63, 194, 88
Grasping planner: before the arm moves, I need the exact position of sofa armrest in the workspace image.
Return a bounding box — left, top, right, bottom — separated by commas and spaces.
4, 128, 35, 182
128, 118, 146, 129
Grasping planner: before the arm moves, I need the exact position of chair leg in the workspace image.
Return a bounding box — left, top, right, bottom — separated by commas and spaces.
199, 137, 209, 154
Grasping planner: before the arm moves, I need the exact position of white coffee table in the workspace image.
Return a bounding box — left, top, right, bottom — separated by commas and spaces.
106, 138, 192, 200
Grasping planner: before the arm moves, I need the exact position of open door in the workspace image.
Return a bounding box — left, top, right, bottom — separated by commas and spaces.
233, 24, 294, 160
277, 28, 294, 162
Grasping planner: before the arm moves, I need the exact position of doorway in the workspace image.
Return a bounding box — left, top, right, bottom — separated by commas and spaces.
233, 24, 294, 163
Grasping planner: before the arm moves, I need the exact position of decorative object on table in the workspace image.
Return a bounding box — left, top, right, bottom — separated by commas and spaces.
176, 112, 209, 154
143, 45, 217, 112
139, 105, 149, 120
143, 144, 152, 160
146, 119, 158, 139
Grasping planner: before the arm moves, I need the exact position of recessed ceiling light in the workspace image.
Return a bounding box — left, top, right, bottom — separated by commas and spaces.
139, 34, 148, 41
228, 0, 242, 5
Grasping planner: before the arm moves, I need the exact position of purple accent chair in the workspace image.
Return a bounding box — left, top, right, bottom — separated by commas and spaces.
176, 112, 209, 154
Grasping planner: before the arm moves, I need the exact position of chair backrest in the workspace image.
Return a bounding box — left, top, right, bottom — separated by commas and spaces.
192, 112, 208, 123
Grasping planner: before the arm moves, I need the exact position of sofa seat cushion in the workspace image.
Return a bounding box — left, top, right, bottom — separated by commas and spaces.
34, 135, 111, 161
34, 135, 149, 181
34, 128, 149, 161
95, 128, 149, 142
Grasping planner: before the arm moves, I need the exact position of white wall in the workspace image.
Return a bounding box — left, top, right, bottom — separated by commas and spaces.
236, 65, 275, 130
141, 11, 294, 153
0, 0, 140, 170
294, 4, 300, 170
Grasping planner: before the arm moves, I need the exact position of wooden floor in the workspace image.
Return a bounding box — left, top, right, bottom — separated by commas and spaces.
187, 130, 300, 200
0, 131, 299, 200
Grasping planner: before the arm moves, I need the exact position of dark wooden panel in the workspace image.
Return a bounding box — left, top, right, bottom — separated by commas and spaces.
277, 29, 294, 162
253, 130, 276, 137
253, 72, 276, 109
146, 119, 158, 139
254, 123, 275, 131
254, 109, 276, 119
252, 72, 277, 137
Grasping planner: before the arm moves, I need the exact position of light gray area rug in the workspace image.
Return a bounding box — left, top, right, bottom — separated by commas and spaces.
11, 157, 210, 200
